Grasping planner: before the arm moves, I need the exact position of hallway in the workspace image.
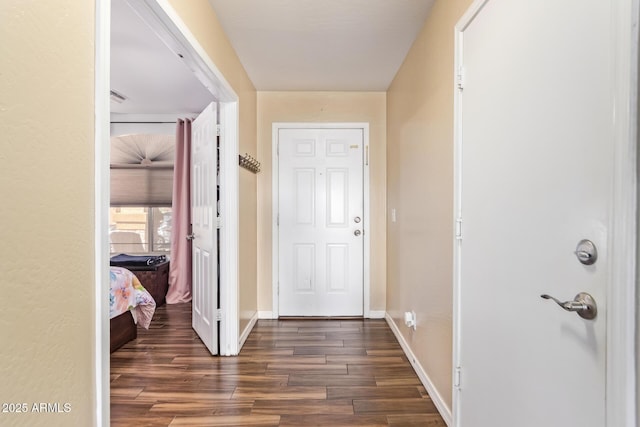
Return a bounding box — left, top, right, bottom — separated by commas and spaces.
110, 304, 446, 426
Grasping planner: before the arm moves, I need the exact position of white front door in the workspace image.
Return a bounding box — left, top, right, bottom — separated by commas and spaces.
278, 128, 364, 316
191, 102, 218, 355
455, 1, 614, 426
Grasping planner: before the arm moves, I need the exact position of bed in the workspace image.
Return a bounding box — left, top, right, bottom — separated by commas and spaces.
110, 254, 170, 307
110, 266, 156, 353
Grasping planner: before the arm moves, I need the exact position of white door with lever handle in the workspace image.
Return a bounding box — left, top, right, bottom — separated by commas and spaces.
454, 0, 613, 425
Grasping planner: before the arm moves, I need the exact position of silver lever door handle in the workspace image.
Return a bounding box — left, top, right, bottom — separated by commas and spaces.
186, 233, 195, 241
540, 292, 597, 320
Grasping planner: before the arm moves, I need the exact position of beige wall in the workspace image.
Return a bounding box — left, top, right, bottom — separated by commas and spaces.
167, 0, 258, 334
386, 0, 474, 412
0, 1, 96, 426
256, 92, 387, 314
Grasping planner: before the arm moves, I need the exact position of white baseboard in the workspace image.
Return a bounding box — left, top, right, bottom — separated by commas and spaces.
257, 310, 386, 320
258, 311, 275, 319
367, 310, 386, 319
385, 313, 452, 426
238, 312, 258, 350
258, 310, 385, 319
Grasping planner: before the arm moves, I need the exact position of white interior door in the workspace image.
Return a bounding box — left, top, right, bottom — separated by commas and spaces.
191, 102, 218, 355
455, 1, 614, 426
278, 128, 364, 316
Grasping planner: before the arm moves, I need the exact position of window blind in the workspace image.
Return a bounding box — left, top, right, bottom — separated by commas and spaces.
110, 133, 175, 206
110, 166, 173, 206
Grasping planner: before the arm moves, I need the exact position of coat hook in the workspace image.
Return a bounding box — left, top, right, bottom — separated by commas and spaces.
238, 153, 261, 174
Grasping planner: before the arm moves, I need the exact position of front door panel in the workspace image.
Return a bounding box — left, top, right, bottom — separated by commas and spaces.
278, 128, 364, 316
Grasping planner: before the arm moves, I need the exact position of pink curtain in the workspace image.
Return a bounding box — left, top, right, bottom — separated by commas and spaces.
166, 119, 192, 303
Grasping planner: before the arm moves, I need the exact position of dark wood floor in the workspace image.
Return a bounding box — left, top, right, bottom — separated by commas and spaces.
110, 303, 446, 426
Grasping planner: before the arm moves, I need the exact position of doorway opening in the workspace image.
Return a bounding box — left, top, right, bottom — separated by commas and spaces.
96, 0, 240, 424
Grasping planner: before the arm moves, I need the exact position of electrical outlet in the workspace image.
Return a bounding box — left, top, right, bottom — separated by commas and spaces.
404, 311, 416, 330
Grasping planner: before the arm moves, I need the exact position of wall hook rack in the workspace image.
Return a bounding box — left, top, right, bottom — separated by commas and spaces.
239, 153, 261, 174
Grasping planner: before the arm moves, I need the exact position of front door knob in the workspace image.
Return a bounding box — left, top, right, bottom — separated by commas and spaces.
540, 292, 597, 320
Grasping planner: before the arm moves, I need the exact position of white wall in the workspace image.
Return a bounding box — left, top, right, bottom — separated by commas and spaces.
637, 52, 640, 423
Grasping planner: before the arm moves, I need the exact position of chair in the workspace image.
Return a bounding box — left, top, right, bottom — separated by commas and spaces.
109, 231, 146, 253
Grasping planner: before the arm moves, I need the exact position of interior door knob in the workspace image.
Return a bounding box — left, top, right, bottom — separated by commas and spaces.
540, 292, 597, 320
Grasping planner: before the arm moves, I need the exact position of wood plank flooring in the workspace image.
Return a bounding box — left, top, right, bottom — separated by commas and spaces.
111, 303, 446, 426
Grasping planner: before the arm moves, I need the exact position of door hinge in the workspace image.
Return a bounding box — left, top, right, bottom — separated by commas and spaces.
457, 67, 465, 90
216, 309, 223, 321
216, 216, 222, 229
454, 366, 462, 389
216, 124, 221, 136
455, 217, 463, 240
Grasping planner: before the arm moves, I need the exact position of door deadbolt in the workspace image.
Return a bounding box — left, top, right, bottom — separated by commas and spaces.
575, 239, 597, 265
354, 216, 361, 224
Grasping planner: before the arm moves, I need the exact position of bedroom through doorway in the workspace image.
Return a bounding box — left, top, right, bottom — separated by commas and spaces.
101, 1, 241, 421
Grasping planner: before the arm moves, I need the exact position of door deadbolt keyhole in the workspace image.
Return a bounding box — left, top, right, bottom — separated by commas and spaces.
575, 239, 597, 265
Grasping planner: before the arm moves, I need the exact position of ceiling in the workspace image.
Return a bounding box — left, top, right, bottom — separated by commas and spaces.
208, 0, 435, 91
110, 0, 214, 114
110, 0, 434, 114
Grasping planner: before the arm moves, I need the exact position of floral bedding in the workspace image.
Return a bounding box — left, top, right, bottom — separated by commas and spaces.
109, 266, 156, 329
